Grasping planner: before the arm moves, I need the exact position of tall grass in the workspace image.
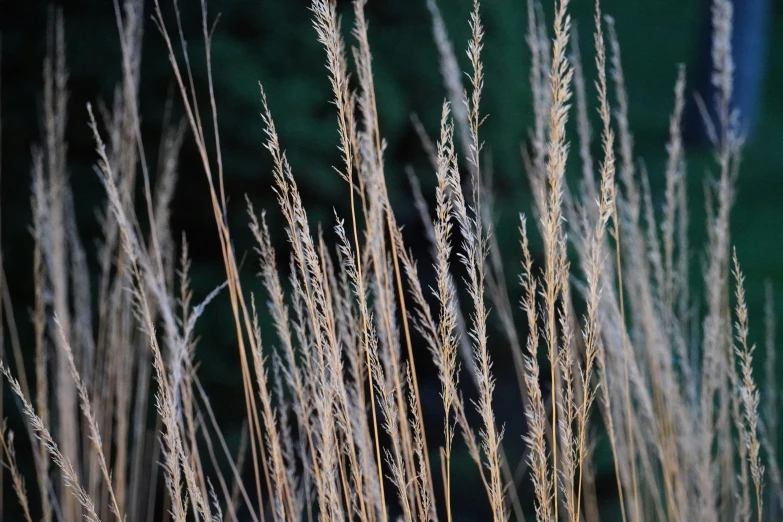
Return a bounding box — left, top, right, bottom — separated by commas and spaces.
0, 0, 778, 521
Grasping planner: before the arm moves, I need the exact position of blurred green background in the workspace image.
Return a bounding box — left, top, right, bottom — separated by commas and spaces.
1, 0, 781, 520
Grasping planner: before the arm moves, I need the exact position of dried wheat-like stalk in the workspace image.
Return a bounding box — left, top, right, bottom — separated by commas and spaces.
0, 424, 34, 522
57, 316, 124, 522
732, 251, 764, 522
519, 215, 553, 522
1, 365, 101, 522
432, 102, 460, 522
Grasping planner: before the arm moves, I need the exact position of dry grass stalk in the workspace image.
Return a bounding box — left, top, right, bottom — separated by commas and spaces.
0, 424, 34, 522
1, 365, 102, 522
538, 1, 573, 518
733, 251, 765, 522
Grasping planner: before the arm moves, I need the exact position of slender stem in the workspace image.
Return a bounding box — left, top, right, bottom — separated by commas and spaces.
349, 170, 387, 522
613, 205, 639, 522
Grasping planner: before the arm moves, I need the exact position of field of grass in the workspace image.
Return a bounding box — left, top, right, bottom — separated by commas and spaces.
0, 0, 781, 521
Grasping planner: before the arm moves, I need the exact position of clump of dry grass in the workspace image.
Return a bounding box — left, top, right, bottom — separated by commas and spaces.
0, 0, 777, 521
